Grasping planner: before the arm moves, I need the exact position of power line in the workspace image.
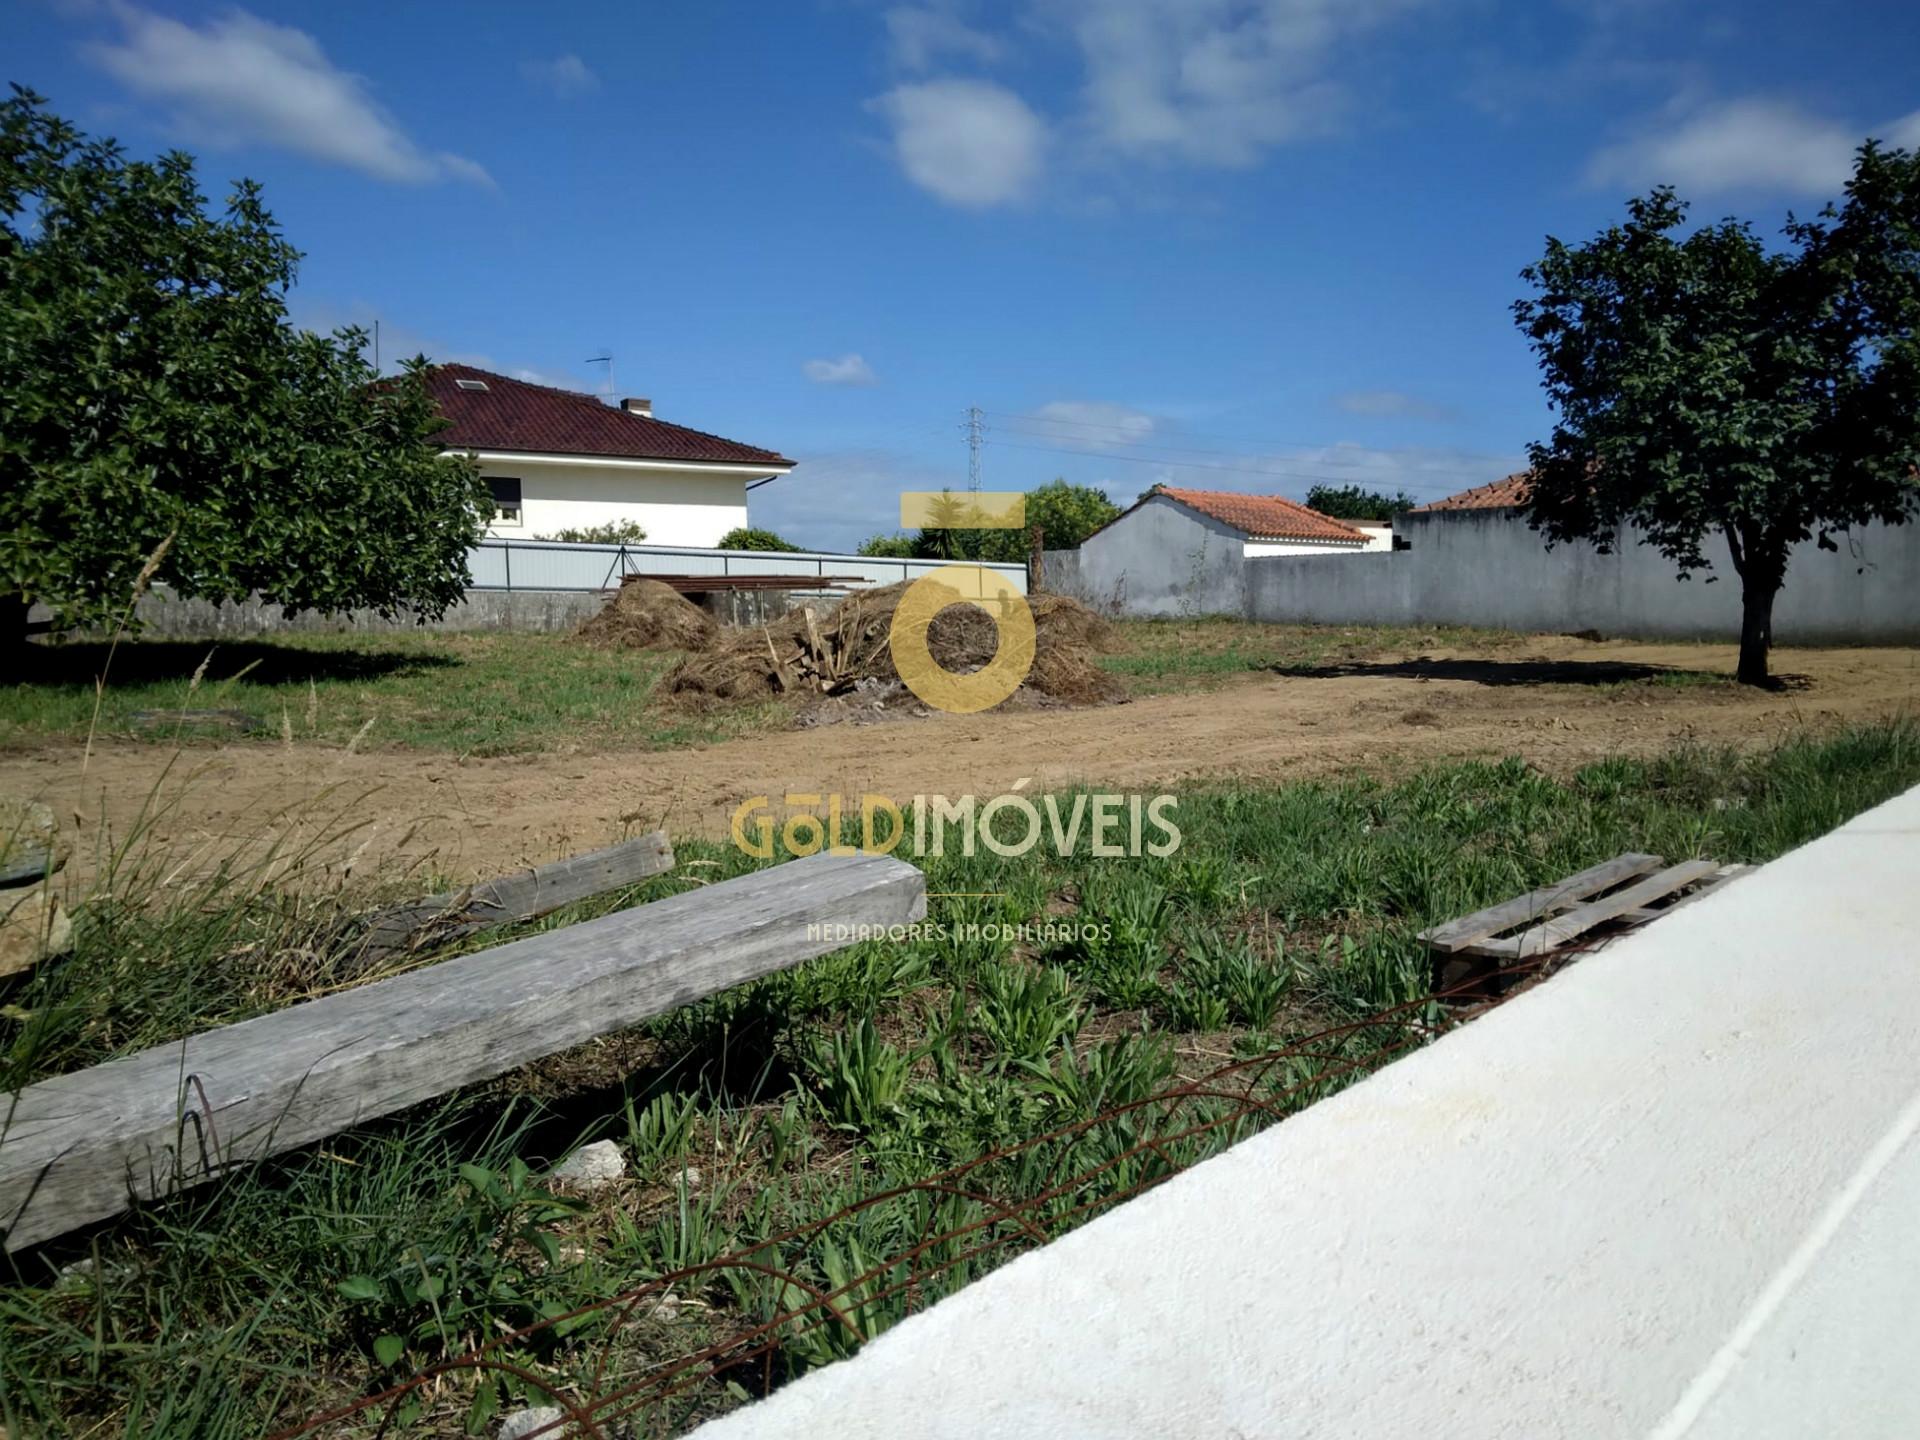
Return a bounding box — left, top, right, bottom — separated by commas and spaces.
990, 439, 1490, 493
985, 408, 1524, 466
991, 424, 1506, 485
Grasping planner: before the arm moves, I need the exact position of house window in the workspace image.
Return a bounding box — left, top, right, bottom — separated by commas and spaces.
486, 476, 523, 525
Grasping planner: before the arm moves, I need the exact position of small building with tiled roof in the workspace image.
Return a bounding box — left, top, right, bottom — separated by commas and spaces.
1412, 472, 1532, 513
1063, 484, 1375, 618
423, 364, 794, 547
1148, 487, 1377, 551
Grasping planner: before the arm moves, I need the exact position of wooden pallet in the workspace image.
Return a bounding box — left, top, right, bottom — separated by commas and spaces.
1420, 853, 1753, 999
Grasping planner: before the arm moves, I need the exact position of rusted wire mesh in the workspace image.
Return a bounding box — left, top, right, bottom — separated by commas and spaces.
272, 961, 1546, 1439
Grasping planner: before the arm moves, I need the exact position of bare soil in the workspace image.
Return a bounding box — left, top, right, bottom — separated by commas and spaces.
7, 636, 1916, 885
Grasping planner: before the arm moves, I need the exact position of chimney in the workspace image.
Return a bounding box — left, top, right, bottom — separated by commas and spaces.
621, 397, 652, 418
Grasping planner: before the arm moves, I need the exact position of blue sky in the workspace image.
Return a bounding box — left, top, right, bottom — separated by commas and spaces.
7, 1, 1919, 549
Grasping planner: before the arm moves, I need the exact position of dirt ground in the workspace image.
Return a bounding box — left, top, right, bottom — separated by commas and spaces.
5, 636, 1916, 885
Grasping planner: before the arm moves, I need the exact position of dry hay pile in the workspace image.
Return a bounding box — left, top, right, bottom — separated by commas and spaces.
666, 581, 1121, 708
572, 579, 720, 652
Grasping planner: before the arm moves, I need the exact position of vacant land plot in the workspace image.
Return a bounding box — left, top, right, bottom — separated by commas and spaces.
0, 631, 786, 756
4, 723, 1917, 1437
2, 622, 1915, 883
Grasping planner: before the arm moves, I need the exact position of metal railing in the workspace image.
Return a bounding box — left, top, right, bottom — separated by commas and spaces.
468, 539, 1029, 596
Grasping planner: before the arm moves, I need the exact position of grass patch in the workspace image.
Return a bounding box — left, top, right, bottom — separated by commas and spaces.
1099, 616, 1521, 693
3, 720, 1918, 1434
0, 632, 786, 756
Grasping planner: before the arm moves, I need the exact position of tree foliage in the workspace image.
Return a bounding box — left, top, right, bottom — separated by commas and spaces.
856, 532, 917, 558
1304, 484, 1413, 521
537, 520, 648, 545
1514, 144, 1920, 684
717, 526, 800, 552
911, 479, 1122, 563
0, 90, 490, 642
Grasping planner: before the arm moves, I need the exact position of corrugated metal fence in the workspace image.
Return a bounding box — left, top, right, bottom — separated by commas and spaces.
469, 539, 1029, 597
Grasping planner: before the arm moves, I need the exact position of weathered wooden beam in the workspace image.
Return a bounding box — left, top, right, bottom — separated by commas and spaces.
0, 852, 925, 1251
354, 831, 674, 958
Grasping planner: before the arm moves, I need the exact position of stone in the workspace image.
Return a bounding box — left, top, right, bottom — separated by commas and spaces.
0, 799, 64, 887
0, 888, 73, 979
548, 1139, 627, 1190
497, 1406, 566, 1440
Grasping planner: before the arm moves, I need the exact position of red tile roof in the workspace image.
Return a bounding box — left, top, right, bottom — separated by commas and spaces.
423, 364, 793, 468
1156, 486, 1368, 543
1413, 472, 1532, 512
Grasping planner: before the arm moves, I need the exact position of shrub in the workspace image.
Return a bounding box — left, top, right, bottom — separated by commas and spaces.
537, 519, 648, 544
718, 527, 800, 552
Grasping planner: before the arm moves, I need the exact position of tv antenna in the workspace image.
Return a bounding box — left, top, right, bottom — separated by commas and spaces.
585, 354, 615, 399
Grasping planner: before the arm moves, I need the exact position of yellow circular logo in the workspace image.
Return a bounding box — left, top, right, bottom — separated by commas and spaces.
889, 564, 1035, 714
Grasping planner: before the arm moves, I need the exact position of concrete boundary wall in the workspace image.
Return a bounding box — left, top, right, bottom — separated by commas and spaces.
1245, 510, 1920, 643
1048, 507, 1920, 643
696, 783, 1920, 1440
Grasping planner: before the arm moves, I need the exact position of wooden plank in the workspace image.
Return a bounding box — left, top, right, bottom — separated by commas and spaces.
0, 852, 925, 1251
1615, 863, 1754, 923
1418, 853, 1664, 953
1484, 859, 1721, 960
621, 573, 867, 593
354, 831, 674, 958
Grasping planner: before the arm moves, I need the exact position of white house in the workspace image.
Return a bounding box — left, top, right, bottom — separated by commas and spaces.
424, 364, 794, 546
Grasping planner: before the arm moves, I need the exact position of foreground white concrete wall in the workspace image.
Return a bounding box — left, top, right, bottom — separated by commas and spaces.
698, 784, 1920, 1440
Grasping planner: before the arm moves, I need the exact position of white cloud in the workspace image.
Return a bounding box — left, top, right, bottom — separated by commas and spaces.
864, 1, 1434, 202
802, 353, 880, 386
84, 4, 492, 186
1587, 98, 1920, 196
1061, 0, 1420, 168
1336, 390, 1456, 422
521, 54, 600, 99
870, 79, 1047, 208
886, 6, 1004, 70
1027, 400, 1156, 446
1115, 441, 1522, 507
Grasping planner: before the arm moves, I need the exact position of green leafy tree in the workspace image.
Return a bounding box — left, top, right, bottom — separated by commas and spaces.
1305, 484, 1413, 521
915, 479, 1121, 563
0, 90, 490, 646
717, 526, 800, 552
1514, 144, 1920, 685
857, 532, 917, 558
537, 519, 648, 544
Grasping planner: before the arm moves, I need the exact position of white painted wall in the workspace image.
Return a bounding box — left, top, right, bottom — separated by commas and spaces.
1074, 498, 1249, 616
697, 783, 1920, 1440
1243, 537, 1369, 557
463, 454, 759, 546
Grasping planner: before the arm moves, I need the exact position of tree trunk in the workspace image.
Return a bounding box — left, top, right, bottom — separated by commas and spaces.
0, 594, 28, 657
1736, 573, 1780, 688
